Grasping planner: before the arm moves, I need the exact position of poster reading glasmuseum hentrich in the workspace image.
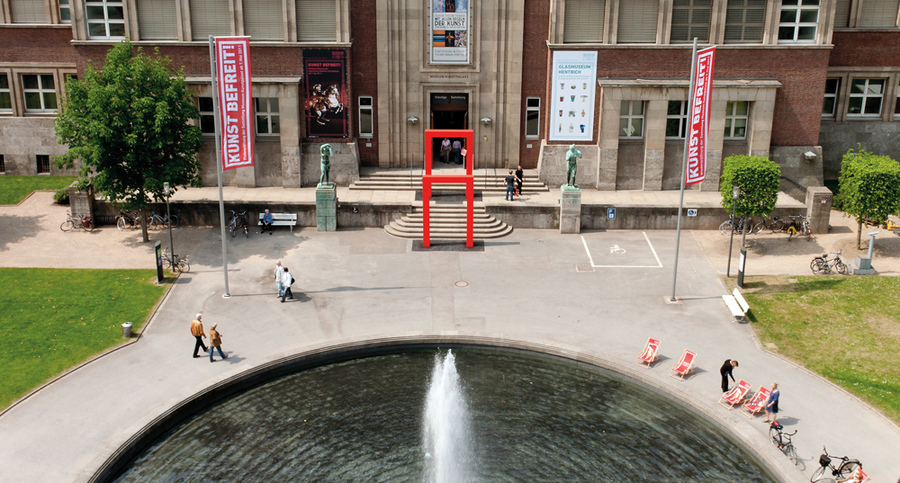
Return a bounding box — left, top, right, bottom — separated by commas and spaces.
549, 51, 597, 142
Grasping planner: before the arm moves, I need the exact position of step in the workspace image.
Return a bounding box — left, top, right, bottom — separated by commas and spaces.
385, 223, 513, 239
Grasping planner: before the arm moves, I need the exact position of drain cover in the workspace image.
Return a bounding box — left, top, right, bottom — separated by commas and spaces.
455, 280, 469, 287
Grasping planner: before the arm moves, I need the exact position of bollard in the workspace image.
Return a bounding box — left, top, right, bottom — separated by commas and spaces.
122, 322, 133, 338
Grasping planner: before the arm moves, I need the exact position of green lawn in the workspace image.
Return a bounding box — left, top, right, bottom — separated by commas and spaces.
0, 176, 78, 205
0, 268, 166, 409
734, 276, 900, 423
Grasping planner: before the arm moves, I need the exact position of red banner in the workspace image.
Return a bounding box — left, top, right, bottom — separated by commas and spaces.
215, 37, 254, 170
685, 46, 715, 186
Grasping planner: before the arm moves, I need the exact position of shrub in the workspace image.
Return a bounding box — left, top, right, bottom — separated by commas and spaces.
53, 187, 70, 205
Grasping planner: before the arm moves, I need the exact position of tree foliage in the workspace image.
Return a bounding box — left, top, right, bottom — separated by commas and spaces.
55, 40, 202, 241
838, 147, 900, 248
719, 155, 781, 217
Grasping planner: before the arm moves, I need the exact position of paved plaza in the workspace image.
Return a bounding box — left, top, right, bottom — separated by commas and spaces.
1, 190, 899, 482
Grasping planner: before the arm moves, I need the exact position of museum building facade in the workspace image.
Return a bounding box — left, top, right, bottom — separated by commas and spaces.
1, 0, 899, 192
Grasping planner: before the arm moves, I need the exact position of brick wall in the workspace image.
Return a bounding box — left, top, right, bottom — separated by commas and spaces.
829, 31, 900, 67
350, 0, 379, 166
0, 27, 76, 62
519, 0, 551, 169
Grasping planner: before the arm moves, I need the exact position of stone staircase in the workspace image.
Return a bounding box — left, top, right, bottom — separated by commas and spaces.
351, 168, 548, 192
384, 204, 512, 240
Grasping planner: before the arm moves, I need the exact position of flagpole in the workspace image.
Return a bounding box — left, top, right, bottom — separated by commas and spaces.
669, 38, 699, 302
209, 36, 230, 298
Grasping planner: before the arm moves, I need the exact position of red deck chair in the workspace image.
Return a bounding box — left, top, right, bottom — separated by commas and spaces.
718, 380, 752, 409
669, 350, 696, 380
741, 386, 771, 418
636, 338, 660, 368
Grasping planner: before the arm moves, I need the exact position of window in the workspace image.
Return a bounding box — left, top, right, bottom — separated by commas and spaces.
834, 0, 851, 27
11, 0, 48, 23
255, 98, 280, 135
671, 0, 712, 43
617, 0, 658, 43
190, 0, 230, 40
59, 0, 72, 23
359, 96, 374, 138
0, 74, 12, 113
822, 78, 840, 117
860, 0, 900, 27
137, 0, 177, 40
244, 0, 283, 41
619, 101, 644, 139
848, 78, 885, 116
86, 0, 125, 38
23, 74, 57, 112
724, 0, 766, 43
778, 0, 818, 42
564, 0, 605, 43
296, 0, 337, 41
0, 155, 5, 172
198, 97, 215, 134
666, 100, 688, 138
525, 97, 540, 138
896, 82, 900, 119
724, 101, 748, 139
36, 155, 50, 174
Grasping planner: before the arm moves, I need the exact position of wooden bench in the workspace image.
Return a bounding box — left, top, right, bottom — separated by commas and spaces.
722, 287, 750, 321
258, 212, 298, 232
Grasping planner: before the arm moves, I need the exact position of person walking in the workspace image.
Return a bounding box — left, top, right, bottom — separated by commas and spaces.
451, 139, 462, 165
505, 170, 516, 201
514, 165, 524, 196
274, 261, 284, 299
440, 137, 451, 164
190, 314, 208, 358
209, 323, 226, 362
281, 267, 294, 303
261, 209, 274, 235
764, 382, 780, 423
720, 359, 739, 392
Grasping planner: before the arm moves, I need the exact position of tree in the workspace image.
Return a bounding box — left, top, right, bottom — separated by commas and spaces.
55, 40, 202, 242
719, 155, 781, 245
837, 147, 900, 249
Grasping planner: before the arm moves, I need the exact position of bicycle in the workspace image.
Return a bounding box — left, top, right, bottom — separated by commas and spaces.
754, 216, 787, 234
810, 446, 861, 482
786, 215, 811, 242
60, 212, 94, 232
160, 247, 191, 273
719, 215, 756, 236
768, 422, 800, 466
148, 210, 178, 230
228, 210, 249, 238
811, 249, 849, 275
116, 209, 140, 230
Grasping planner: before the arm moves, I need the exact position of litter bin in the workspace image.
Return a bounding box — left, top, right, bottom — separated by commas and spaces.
122, 322, 133, 338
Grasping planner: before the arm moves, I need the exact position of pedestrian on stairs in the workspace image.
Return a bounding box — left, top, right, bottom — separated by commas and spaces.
505, 170, 516, 201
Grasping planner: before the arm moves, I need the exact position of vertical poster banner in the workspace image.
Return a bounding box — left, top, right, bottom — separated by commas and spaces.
215, 37, 254, 170
549, 51, 598, 141
304, 49, 348, 138
431, 0, 469, 64
686, 46, 716, 186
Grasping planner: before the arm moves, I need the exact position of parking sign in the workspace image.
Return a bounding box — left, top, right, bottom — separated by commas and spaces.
607, 208, 616, 220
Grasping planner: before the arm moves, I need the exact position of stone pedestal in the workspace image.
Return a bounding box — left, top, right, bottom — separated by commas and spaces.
559, 185, 582, 234
805, 186, 832, 234
316, 184, 337, 232
854, 256, 876, 275
68, 185, 94, 221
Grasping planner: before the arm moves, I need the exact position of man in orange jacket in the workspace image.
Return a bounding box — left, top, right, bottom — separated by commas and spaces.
191, 313, 208, 358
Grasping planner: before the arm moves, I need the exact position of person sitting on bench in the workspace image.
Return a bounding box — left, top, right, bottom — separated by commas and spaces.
261, 209, 274, 235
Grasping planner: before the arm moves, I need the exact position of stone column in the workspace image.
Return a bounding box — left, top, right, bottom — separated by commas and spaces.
805, 186, 832, 234
559, 186, 582, 234
701, 100, 727, 191
642, 100, 666, 190
598, 94, 620, 190
280, 85, 301, 188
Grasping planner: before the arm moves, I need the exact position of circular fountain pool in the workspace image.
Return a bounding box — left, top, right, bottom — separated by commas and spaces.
113, 348, 775, 482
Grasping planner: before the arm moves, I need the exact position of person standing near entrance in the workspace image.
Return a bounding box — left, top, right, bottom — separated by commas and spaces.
440, 137, 451, 164
451, 139, 462, 165
190, 313, 207, 358
514, 165, 524, 196
505, 170, 516, 201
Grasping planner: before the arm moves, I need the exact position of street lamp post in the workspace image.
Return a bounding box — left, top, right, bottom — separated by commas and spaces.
164, 182, 174, 268
726, 186, 739, 278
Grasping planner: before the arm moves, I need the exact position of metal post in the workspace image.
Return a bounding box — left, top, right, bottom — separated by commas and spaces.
669, 38, 699, 302
209, 36, 230, 297
726, 186, 739, 277
164, 182, 174, 268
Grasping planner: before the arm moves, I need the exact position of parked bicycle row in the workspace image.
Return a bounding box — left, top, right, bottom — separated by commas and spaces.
115, 209, 179, 230
719, 214, 812, 241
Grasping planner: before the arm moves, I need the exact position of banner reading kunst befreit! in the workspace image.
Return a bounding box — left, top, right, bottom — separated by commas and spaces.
685, 46, 716, 186
215, 37, 254, 171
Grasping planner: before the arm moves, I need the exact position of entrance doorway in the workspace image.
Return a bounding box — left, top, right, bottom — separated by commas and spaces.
430, 93, 469, 166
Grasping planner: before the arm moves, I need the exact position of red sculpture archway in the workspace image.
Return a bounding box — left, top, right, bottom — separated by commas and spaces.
422, 129, 475, 248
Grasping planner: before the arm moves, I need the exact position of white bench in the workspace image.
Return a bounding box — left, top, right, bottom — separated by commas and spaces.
722, 287, 750, 321
258, 212, 298, 232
